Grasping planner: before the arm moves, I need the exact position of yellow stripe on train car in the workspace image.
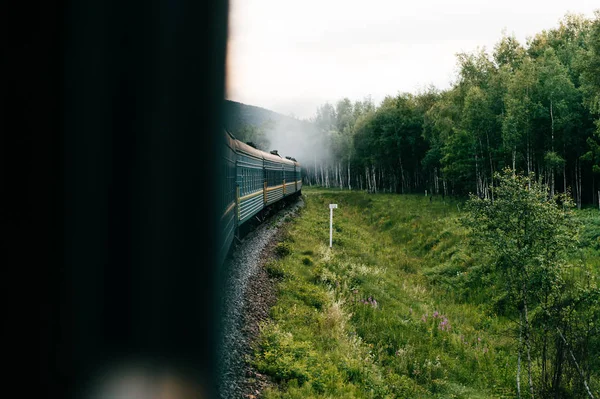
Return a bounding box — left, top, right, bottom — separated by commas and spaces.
265, 184, 284, 192
221, 202, 236, 221
239, 190, 263, 202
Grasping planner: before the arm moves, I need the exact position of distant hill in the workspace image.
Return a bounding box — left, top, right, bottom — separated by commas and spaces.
224, 100, 314, 137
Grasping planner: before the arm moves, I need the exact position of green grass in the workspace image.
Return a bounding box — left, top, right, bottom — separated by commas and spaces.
251, 187, 600, 398
577, 207, 600, 275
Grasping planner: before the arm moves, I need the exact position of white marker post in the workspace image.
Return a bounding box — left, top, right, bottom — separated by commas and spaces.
329, 204, 338, 248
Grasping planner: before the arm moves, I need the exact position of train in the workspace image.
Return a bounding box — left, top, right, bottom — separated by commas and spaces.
219, 130, 302, 265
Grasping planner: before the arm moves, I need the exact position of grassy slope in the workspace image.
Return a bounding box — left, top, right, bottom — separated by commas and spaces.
252, 187, 599, 398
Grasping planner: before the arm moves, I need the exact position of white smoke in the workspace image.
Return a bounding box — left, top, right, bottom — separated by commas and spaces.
261, 114, 331, 168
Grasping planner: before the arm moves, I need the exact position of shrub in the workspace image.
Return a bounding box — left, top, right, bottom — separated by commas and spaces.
275, 242, 292, 257
294, 281, 328, 310
253, 323, 313, 385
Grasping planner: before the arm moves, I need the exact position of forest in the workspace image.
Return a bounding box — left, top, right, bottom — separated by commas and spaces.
294, 12, 600, 207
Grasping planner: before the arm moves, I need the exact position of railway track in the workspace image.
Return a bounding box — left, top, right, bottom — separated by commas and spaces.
217, 195, 304, 399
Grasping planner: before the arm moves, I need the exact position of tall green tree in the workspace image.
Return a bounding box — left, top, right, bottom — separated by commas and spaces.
581, 12, 600, 202
502, 56, 536, 177
534, 48, 578, 196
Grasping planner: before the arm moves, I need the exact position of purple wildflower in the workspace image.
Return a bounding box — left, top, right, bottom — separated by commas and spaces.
360, 296, 378, 308
438, 317, 451, 331
433, 311, 439, 318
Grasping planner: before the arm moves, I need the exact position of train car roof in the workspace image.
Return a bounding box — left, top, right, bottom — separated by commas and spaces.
281, 156, 296, 166
284, 156, 301, 167
224, 130, 236, 150
263, 151, 296, 166
262, 151, 283, 163
234, 139, 265, 159
285, 157, 300, 167
225, 128, 300, 166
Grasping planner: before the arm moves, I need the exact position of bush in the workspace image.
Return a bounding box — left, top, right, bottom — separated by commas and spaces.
253, 323, 313, 385
275, 242, 293, 257
294, 281, 328, 310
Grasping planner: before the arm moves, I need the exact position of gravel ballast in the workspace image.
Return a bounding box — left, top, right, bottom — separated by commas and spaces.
217, 196, 304, 399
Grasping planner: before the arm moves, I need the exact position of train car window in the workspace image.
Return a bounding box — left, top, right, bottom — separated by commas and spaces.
253, 168, 257, 191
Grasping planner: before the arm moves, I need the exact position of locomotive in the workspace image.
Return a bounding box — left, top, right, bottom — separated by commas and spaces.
219, 130, 302, 265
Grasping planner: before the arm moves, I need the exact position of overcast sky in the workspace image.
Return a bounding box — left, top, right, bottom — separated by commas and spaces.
226, 0, 598, 120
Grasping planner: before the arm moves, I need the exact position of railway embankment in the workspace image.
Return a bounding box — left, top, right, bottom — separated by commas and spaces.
222, 187, 600, 398
218, 196, 304, 399
244, 187, 599, 398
